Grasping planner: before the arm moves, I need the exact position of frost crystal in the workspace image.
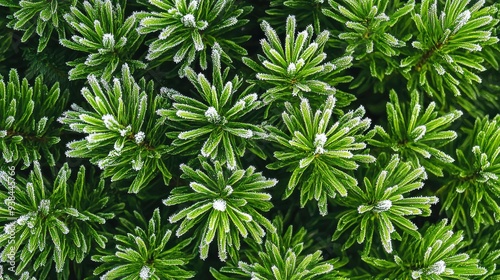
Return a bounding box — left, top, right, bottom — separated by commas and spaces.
181, 14, 196, 28
139, 265, 151, 280
0, 130, 7, 138
314, 133, 327, 154
428, 260, 446, 275
411, 270, 423, 279
102, 33, 115, 48
374, 200, 392, 212
375, 13, 389, 21
38, 199, 51, 215
119, 125, 132, 137
224, 185, 233, 196
287, 63, 297, 75
205, 107, 221, 123
5, 116, 15, 127
135, 131, 146, 144
69, 123, 83, 132
102, 114, 120, 130
131, 159, 144, 171
17, 214, 30, 226
435, 64, 446, 75
213, 199, 227, 211
453, 10, 471, 34
413, 125, 427, 141
4, 222, 15, 234
97, 158, 110, 170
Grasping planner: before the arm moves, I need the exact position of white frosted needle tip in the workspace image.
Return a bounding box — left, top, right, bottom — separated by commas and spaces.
213, 199, 226, 212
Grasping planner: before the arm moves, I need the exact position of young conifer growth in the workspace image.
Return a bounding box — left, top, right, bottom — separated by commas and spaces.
158, 45, 266, 170
0, 0, 77, 52
164, 158, 277, 261
266, 0, 333, 34
332, 154, 438, 254
0, 69, 68, 169
362, 219, 487, 279
137, 0, 252, 73
58, 64, 172, 193
369, 90, 462, 176
92, 208, 195, 279
0, 0, 500, 279
439, 115, 500, 230
211, 216, 337, 280
243, 15, 354, 108
323, 0, 414, 83
401, 0, 499, 105
468, 230, 500, 279
266, 95, 374, 215
0, 162, 122, 278
61, 0, 147, 81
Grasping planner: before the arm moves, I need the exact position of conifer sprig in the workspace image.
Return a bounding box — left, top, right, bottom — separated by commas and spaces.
401, 0, 499, 104
332, 154, 438, 254
137, 0, 252, 73
0, 69, 68, 169
92, 208, 195, 280
468, 230, 500, 279
0, 162, 121, 278
243, 15, 353, 107
61, 0, 147, 81
58, 64, 172, 193
439, 115, 500, 230
266, 96, 375, 215
0, 0, 77, 52
164, 158, 277, 261
211, 216, 337, 280
0, 0, 499, 278
265, 0, 333, 34
363, 219, 487, 279
158, 45, 266, 170
323, 0, 414, 82
369, 90, 462, 176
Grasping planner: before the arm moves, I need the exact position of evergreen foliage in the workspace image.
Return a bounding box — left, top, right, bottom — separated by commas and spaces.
211, 216, 339, 280
137, 0, 252, 73
265, 0, 334, 33
158, 45, 266, 170
0, 162, 122, 279
439, 115, 500, 230
323, 0, 415, 84
61, 0, 147, 81
0, 0, 499, 279
164, 158, 277, 261
369, 90, 462, 176
0, 0, 77, 52
332, 154, 438, 254
401, 0, 499, 103
92, 208, 195, 279
0, 69, 68, 169
266, 96, 374, 215
363, 219, 487, 279
58, 64, 172, 193
243, 15, 354, 108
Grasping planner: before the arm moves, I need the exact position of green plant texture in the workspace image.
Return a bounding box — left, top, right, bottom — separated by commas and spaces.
60, 0, 147, 81
0, 0, 499, 279
92, 208, 195, 279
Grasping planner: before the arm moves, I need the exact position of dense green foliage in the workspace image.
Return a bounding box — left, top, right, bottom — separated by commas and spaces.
0, 0, 499, 279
